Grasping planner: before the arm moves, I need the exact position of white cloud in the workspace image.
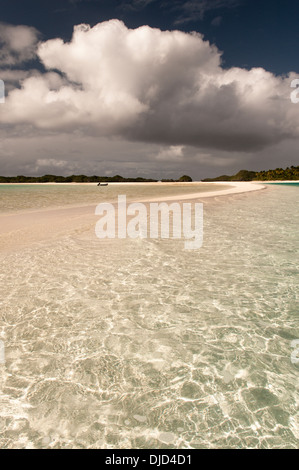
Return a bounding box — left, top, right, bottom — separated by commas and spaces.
0, 19, 299, 178
1, 19, 297, 154
0, 22, 40, 65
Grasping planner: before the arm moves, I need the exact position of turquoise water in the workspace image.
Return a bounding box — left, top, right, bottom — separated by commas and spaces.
0, 184, 298, 448
266, 183, 299, 187
0, 183, 229, 214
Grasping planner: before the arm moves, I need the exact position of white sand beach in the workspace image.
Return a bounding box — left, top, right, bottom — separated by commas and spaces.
135, 181, 266, 202
0, 182, 265, 253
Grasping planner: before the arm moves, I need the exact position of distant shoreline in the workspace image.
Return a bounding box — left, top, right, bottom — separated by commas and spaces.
0, 181, 266, 254
1, 181, 198, 185
0, 180, 298, 185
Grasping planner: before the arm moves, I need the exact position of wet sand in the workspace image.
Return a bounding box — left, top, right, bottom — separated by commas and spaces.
0, 182, 265, 253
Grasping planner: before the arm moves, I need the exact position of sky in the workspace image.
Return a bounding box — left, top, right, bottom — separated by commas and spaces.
0, 0, 299, 179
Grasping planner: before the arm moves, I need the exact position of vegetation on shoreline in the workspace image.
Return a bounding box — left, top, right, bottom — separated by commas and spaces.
0, 174, 193, 183
1, 165, 298, 183
161, 175, 193, 183
202, 166, 299, 182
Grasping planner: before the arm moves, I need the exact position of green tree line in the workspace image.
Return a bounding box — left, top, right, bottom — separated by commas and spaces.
202, 166, 299, 182
0, 174, 193, 183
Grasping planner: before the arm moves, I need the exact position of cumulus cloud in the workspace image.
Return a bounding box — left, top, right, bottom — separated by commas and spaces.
1, 19, 298, 157
0, 69, 42, 93
0, 22, 40, 66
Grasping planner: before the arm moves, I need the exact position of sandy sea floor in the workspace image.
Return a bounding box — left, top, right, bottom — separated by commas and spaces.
0, 182, 298, 449
0, 182, 263, 253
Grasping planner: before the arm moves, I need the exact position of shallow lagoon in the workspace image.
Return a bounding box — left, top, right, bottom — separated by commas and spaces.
0, 184, 298, 448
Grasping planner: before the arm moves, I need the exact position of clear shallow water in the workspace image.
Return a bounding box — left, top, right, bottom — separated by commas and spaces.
0, 185, 298, 448
266, 183, 299, 187
0, 183, 229, 214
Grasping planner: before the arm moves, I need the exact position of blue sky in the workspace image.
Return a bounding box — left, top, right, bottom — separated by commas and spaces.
1, 0, 298, 75
0, 0, 298, 178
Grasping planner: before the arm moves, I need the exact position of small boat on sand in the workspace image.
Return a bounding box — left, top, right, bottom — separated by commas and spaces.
97, 183, 108, 186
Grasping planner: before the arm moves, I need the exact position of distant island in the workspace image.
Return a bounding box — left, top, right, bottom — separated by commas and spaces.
1, 166, 298, 183
202, 166, 299, 182
0, 174, 193, 183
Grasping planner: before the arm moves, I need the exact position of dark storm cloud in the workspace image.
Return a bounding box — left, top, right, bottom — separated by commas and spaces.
0, 19, 298, 177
